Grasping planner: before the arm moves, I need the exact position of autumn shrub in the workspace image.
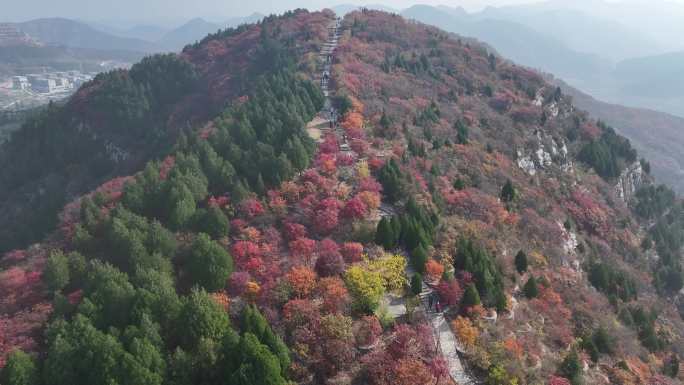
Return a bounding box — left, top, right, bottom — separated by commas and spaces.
287, 266, 317, 298
344, 265, 385, 313
452, 316, 478, 349
425, 259, 445, 282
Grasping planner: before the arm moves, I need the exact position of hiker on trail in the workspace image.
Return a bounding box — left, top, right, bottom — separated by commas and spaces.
428, 293, 434, 312
436, 300, 442, 313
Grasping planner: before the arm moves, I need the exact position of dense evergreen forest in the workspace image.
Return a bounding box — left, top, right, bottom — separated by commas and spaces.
0, 53, 198, 253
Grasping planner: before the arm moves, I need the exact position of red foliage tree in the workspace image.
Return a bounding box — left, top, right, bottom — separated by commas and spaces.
360, 350, 394, 385
388, 324, 435, 360
318, 277, 351, 314
283, 222, 308, 241
287, 266, 317, 297
436, 279, 463, 306
350, 138, 369, 156
566, 189, 612, 237
393, 358, 435, 385
425, 259, 445, 282
355, 315, 382, 347
315, 250, 345, 277
239, 198, 265, 218
289, 237, 317, 264
358, 177, 382, 193
316, 153, 337, 176
312, 198, 341, 235
340, 242, 364, 263
429, 356, 449, 384
341, 195, 368, 220
207, 195, 230, 208
358, 191, 381, 212
336, 153, 356, 167
282, 298, 320, 331
319, 133, 339, 154
231, 241, 261, 265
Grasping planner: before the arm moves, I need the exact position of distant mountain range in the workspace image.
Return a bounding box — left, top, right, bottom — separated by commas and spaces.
7, 13, 265, 54
13, 18, 160, 52
155, 13, 263, 50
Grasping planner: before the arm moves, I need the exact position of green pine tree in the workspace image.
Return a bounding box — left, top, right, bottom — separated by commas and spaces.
44, 251, 70, 293
411, 245, 428, 274
375, 217, 395, 250
523, 276, 539, 299
411, 273, 423, 296
500, 179, 516, 203
559, 349, 583, 385
454, 120, 469, 145
462, 284, 481, 307
514, 250, 528, 274
453, 177, 465, 190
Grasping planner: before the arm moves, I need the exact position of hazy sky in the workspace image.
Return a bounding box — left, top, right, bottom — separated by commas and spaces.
0, 0, 598, 23
4, 0, 684, 25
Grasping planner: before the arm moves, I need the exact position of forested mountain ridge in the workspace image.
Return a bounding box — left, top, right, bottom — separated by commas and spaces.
0, 10, 329, 253
0, 8, 682, 385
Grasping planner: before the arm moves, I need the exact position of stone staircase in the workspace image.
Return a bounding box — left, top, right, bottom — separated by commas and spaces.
407, 265, 478, 385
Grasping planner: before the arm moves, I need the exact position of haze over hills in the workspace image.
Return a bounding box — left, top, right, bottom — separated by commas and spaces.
401, 4, 611, 86
91, 23, 170, 42
13, 18, 160, 52
155, 13, 264, 50
7, 14, 267, 54
399, 2, 684, 119
476, 6, 661, 62
557, 77, 684, 194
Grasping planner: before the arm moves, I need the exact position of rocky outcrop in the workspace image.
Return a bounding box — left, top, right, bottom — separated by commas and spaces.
517, 131, 572, 176
614, 162, 644, 202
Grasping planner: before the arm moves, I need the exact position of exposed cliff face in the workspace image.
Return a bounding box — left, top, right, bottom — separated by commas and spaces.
615, 161, 644, 202
516, 130, 572, 176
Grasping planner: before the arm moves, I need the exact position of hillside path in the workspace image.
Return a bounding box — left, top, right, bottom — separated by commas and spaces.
383, 257, 477, 384
411, 266, 478, 385
306, 18, 342, 142
309, 15, 476, 385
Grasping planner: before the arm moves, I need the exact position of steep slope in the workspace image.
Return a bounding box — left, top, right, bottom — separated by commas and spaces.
0, 11, 328, 253
334, 10, 683, 384
13, 18, 160, 52
0, 8, 682, 385
557, 77, 684, 194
